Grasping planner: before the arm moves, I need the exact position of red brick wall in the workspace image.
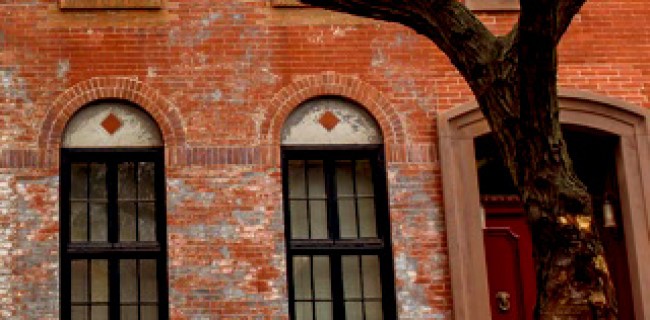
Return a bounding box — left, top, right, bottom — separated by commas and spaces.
0, 0, 648, 318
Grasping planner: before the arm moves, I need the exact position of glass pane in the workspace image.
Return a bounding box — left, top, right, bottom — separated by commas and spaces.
293, 256, 312, 300
71, 164, 88, 199
345, 302, 363, 320
290, 200, 308, 239
120, 260, 138, 303
315, 302, 333, 320
362, 256, 382, 299
342, 256, 362, 299
358, 198, 377, 238
337, 199, 357, 238
313, 256, 331, 299
307, 161, 325, 197
91, 260, 109, 302
309, 200, 328, 239
140, 259, 158, 302
295, 302, 313, 320
138, 162, 155, 200
71, 202, 88, 242
141, 306, 158, 320
120, 306, 138, 320
356, 160, 374, 195
89, 203, 107, 242
118, 162, 136, 199
336, 161, 354, 196
71, 260, 88, 302
119, 202, 137, 242
71, 306, 88, 320
89, 163, 106, 199
288, 160, 306, 198
365, 302, 383, 320
138, 203, 156, 241
90, 306, 108, 320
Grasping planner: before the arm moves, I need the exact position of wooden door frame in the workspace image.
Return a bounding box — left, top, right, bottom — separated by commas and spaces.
438, 89, 650, 319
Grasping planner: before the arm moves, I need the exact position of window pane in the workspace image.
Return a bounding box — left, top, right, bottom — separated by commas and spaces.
141, 306, 158, 320
90, 306, 108, 320
293, 256, 312, 300
342, 256, 362, 299
290, 200, 308, 239
315, 302, 332, 320
89, 163, 106, 199
309, 200, 328, 239
89, 203, 108, 242
335, 160, 354, 196
71, 202, 88, 242
91, 260, 109, 302
288, 160, 306, 198
120, 306, 138, 320
356, 160, 374, 195
118, 162, 136, 199
138, 162, 155, 200
120, 260, 137, 303
140, 259, 158, 303
71, 306, 88, 320
119, 202, 137, 242
358, 198, 377, 238
138, 203, 156, 241
313, 256, 331, 299
345, 302, 363, 320
71, 164, 88, 199
307, 161, 325, 197
362, 256, 382, 299
337, 198, 357, 238
71, 260, 88, 302
365, 302, 383, 320
295, 302, 313, 320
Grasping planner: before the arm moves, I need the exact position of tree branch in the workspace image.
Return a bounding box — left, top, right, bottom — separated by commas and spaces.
298, 0, 500, 87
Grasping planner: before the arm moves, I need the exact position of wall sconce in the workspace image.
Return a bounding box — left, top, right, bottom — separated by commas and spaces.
480, 204, 486, 229
602, 198, 617, 228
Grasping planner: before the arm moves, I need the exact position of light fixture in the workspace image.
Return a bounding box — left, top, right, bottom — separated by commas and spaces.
480, 204, 486, 229
602, 198, 617, 228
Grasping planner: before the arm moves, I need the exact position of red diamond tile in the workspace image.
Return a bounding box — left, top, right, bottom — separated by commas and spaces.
318, 111, 340, 131
101, 113, 122, 135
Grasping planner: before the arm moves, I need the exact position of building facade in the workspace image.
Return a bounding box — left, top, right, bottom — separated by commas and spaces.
0, 0, 649, 319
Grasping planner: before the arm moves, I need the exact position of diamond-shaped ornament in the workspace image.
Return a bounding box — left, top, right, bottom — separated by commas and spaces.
318, 111, 340, 131
101, 113, 122, 135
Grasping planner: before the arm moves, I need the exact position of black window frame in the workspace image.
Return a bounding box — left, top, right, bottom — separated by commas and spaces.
282, 145, 397, 320
60, 147, 169, 320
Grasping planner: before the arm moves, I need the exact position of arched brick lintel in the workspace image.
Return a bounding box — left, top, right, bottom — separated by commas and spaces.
263, 72, 406, 149
39, 77, 186, 157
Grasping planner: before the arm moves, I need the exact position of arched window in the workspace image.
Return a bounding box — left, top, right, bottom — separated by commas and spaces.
281, 97, 396, 320
60, 101, 168, 320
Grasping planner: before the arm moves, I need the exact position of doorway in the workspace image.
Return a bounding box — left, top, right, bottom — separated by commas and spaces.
474, 128, 633, 319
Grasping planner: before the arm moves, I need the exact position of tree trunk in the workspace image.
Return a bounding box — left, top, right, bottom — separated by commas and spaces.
298, 0, 619, 318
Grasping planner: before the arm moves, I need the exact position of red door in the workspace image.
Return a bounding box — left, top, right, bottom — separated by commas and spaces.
482, 197, 634, 319
483, 197, 536, 320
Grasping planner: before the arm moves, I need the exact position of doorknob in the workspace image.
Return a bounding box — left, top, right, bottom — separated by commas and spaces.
496, 291, 511, 312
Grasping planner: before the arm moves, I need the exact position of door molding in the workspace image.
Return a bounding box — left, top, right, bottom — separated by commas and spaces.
438, 89, 650, 319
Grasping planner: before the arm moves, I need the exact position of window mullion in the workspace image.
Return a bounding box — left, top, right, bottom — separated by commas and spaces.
331, 254, 345, 319
107, 162, 118, 244
325, 159, 339, 241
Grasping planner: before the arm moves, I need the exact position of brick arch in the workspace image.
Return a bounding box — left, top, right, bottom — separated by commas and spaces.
39, 77, 186, 154
263, 72, 405, 147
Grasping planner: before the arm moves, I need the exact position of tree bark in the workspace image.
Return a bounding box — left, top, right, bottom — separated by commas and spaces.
298, 0, 618, 318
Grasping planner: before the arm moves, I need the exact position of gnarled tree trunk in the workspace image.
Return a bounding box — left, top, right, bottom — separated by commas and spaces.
299, 0, 618, 318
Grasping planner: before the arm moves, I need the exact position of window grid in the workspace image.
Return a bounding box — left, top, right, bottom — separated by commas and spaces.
283, 148, 396, 320
61, 149, 167, 320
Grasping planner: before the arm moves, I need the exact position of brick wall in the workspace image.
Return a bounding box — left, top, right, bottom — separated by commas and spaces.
0, 0, 648, 318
